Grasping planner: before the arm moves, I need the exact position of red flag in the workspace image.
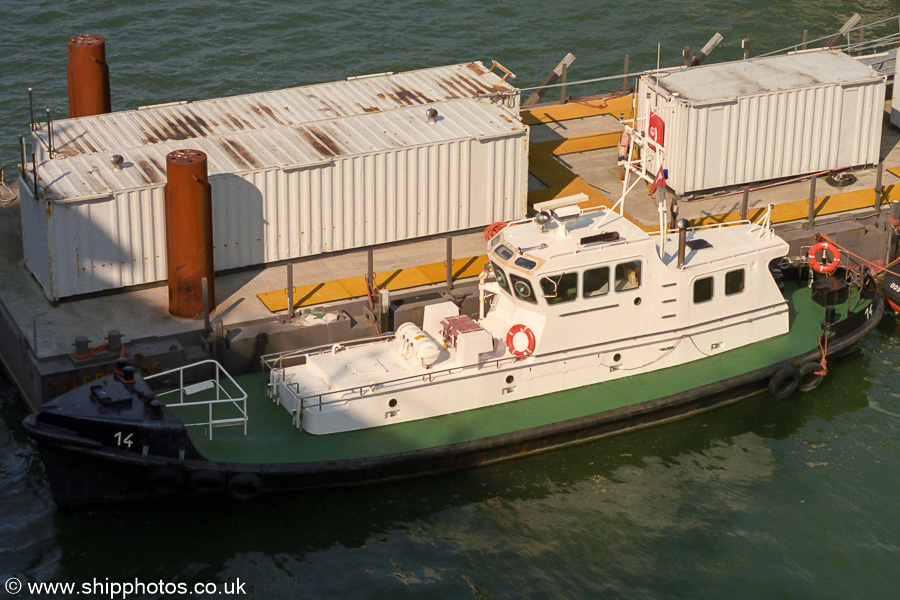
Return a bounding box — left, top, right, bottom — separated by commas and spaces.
650, 167, 666, 192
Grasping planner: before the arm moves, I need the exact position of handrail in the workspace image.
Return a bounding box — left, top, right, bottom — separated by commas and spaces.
261, 333, 396, 372
145, 359, 248, 440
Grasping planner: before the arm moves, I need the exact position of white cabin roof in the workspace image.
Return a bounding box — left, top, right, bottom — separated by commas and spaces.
490, 208, 787, 276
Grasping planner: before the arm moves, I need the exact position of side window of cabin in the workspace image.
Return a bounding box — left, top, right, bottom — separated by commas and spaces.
492, 262, 511, 295
725, 269, 745, 296
693, 276, 713, 304
614, 261, 641, 292
540, 272, 578, 305
510, 274, 538, 304
583, 266, 610, 297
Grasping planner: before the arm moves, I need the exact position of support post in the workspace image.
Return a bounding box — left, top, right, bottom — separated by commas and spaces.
522, 53, 576, 107
287, 263, 295, 319
446, 236, 453, 291
741, 185, 750, 221
801, 30, 808, 50
560, 63, 567, 103
689, 33, 724, 67
367, 247, 374, 290
886, 201, 900, 267
808, 175, 817, 228
683, 47, 691, 67
826, 13, 861, 49
201, 277, 211, 332
875, 163, 884, 214
742, 38, 751, 60
622, 54, 629, 94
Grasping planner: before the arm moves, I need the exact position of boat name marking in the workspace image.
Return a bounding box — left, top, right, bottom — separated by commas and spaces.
113, 431, 134, 448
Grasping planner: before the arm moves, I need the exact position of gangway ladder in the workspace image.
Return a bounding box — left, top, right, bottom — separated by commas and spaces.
146, 360, 248, 440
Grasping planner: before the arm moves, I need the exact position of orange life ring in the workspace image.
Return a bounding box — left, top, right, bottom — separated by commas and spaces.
505, 324, 536, 358
808, 242, 841, 274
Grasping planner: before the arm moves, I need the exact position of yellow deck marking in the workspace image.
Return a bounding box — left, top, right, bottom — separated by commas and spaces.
522, 95, 634, 125
257, 255, 488, 313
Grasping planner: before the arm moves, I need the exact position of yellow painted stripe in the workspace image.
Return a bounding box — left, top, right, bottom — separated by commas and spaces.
522, 94, 634, 125
531, 131, 621, 156
691, 184, 895, 228
257, 255, 489, 313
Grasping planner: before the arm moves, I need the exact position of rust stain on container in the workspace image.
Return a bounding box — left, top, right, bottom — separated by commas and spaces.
302, 126, 343, 157
217, 138, 261, 169
134, 158, 161, 184
250, 102, 288, 126
67, 34, 111, 118
362, 106, 381, 113
164, 149, 215, 318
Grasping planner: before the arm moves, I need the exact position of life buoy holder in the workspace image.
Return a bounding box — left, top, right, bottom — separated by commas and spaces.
505, 324, 536, 358
808, 242, 841, 274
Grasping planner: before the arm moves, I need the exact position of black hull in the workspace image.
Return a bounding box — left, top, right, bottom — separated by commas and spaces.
23, 295, 883, 507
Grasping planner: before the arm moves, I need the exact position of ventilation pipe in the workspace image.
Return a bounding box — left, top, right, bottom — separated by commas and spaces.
67, 34, 111, 118
165, 150, 215, 318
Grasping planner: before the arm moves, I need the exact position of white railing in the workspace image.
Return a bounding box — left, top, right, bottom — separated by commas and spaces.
145, 360, 248, 440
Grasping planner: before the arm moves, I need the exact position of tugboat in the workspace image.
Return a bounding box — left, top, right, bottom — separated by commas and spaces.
23, 199, 882, 506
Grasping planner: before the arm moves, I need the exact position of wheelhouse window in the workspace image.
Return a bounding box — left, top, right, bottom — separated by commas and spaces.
491, 262, 511, 295
725, 269, 745, 296
614, 261, 641, 292
583, 266, 610, 297
693, 276, 713, 304
494, 244, 515, 261
510, 274, 538, 304
540, 272, 578, 305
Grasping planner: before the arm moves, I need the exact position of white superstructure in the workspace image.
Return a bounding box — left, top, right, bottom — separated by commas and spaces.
264, 203, 790, 435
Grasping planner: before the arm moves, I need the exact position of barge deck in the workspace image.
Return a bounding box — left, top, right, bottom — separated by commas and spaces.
2, 83, 899, 412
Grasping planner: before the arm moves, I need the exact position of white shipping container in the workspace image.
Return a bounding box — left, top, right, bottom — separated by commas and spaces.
636, 50, 885, 196
20, 95, 527, 300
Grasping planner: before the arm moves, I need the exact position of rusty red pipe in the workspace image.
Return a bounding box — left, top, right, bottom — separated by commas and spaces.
165, 150, 215, 318
67, 34, 111, 118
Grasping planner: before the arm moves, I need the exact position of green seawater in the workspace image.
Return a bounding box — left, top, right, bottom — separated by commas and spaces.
1, 2, 900, 598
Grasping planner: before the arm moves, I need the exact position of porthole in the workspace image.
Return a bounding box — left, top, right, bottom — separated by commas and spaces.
389, 398, 398, 408
613, 353, 622, 362
634, 297, 642, 306
506, 375, 515, 384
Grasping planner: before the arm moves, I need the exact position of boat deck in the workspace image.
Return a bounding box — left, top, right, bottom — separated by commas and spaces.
183, 281, 864, 464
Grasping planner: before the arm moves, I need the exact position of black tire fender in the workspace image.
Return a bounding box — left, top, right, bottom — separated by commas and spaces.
797, 361, 825, 393
188, 469, 227, 494
769, 365, 801, 399
227, 472, 263, 501
147, 466, 183, 495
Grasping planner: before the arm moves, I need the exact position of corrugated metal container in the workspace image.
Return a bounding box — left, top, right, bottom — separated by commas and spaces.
636, 49, 885, 196
21, 82, 527, 299
31, 62, 518, 162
